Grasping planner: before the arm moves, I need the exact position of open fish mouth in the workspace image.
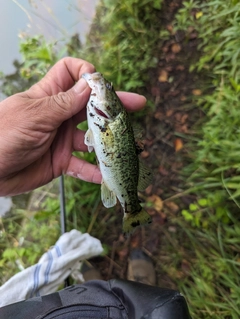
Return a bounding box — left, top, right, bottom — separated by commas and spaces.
95, 107, 110, 119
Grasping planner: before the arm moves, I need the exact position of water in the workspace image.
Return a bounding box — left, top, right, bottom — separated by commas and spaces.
0, 197, 12, 217
0, 0, 98, 75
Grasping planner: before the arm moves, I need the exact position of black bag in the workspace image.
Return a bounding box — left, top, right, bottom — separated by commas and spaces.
0, 279, 191, 319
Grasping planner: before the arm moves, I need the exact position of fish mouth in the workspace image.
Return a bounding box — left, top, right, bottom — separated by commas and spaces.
95, 107, 110, 119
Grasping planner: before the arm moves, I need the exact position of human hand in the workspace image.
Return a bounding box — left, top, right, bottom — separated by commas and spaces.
0, 57, 146, 196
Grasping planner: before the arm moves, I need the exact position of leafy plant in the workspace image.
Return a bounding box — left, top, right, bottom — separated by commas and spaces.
0, 207, 60, 285
174, 215, 240, 319
81, 0, 162, 91
169, 1, 240, 317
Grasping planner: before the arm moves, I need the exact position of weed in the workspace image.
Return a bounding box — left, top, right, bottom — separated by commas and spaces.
171, 1, 240, 317
81, 0, 162, 91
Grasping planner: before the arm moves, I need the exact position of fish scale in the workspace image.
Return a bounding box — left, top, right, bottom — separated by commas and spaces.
82, 72, 152, 234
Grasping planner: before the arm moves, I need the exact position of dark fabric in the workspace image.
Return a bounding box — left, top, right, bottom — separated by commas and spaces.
43, 305, 107, 319
0, 279, 192, 319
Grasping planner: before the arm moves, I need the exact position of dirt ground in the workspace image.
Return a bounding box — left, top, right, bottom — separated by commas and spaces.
88, 0, 204, 288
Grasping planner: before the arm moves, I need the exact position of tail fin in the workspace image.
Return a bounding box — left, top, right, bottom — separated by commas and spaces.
123, 209, 152, 235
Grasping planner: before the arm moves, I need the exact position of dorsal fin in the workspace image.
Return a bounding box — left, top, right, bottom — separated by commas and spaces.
138, 160, 152, 191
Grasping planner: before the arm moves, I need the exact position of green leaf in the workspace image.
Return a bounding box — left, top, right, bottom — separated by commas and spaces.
189, 203, 198, 211
182, 209, 193, 221
198, 198, 208, 207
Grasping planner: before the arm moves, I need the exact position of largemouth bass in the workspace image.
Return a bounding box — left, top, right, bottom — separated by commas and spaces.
82, 72, 152, 234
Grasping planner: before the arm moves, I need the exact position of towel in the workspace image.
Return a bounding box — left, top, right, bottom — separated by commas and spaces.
0, 229, 103, 307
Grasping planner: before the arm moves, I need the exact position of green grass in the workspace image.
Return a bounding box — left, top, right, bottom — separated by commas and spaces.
167, 214, 240, 319
1, 1, 240, 318
168, 1, 240, 317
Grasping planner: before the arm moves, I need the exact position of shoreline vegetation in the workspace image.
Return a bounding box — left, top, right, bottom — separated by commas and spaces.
0, 1, 240, 317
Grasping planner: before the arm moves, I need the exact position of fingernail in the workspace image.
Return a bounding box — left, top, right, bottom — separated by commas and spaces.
73, 78, 88, 94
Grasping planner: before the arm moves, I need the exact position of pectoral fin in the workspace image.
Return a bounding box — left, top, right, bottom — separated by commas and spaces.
138, 161, 152, 191
84, 129, 94, 152
101, 182, 117, 208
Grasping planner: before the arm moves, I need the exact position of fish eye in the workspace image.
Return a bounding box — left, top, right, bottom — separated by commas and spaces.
105, 82, 113, 90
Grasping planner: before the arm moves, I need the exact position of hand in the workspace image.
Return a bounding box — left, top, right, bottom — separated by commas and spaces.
0, 57, 146, 196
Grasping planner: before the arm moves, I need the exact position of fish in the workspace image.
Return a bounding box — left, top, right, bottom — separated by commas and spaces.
82, 72, 152, 234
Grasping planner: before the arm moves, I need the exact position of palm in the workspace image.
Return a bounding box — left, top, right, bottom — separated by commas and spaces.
0, 58, 146, 196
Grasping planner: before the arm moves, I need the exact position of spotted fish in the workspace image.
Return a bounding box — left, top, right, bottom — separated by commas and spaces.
82, 72, 152, 234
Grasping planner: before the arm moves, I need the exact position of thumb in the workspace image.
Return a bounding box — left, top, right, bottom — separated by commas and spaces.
43, 77, 90, 127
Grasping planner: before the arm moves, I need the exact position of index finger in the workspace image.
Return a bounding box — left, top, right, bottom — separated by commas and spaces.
117, 92, 147, 112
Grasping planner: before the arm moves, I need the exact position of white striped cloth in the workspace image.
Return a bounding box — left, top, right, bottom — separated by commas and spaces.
0, 229, 103, 307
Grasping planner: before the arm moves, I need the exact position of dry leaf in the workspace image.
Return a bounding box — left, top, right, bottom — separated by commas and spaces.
181, 113, 188, 124
154, 111, 164, 120
166, 109, 174, 117
141, 151, 150, 158
168, 226, 177, 233
171, 43, 181, 53
164, 201, 179, 213
180, 124, 188, 133
158, 166, 169, 176
176, 65, 185, 71
145, 184, 153, 195
147, 194, 163, 211
180, 95, 186, 101
174, 138, 183, 152
166, 24, 173, 33
158, 70, 168, 82
192, 89, 202, 96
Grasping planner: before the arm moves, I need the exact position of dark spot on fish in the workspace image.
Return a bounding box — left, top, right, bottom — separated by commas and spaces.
105, 82, 112, 90
131, 221, 140, 228
102, 160, 111, 167
91, 93, 97, 96
127, 189, 134, 196
94, 122, 107, 133
89, 112, 94, 117
136, 207, 142, 213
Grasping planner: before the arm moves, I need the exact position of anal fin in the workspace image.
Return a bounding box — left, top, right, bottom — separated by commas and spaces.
101, 182, 117, 208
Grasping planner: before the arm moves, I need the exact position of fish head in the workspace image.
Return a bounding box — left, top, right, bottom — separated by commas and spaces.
82, 72, 123, 120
